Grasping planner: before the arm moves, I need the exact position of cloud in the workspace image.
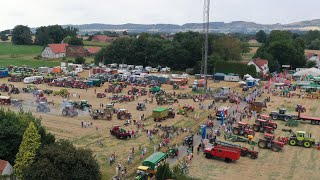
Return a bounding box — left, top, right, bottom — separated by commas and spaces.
1, 0, 319, 30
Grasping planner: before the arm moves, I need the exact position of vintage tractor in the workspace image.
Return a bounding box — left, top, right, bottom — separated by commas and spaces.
232, 122, 255, 138
117, 109, 132, 120
168, 147, 179, 158
173, 83, 179, 90
183, 105, 194, 112
128, 87, 140, 95
269, 108, 296, 121
0, 84, 9, 92
136, 102, 146, 111
72, 100, 91, 111
258, 133, 284, 152
295, 104, 306, 113
11, 99, 23, 107
62, 105, 79, 117
288, 131, 316, 148
252, 119, 275, 134
36, 102, 50, 113
36, 96, 47, 104
10, 87, 20, 94
182, 135, 194, 146
149, 86, 161, 94
91, 108, 113, 120
97, 92, 107, 98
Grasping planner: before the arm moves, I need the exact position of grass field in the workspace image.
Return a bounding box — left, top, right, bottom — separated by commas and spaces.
0, 42, 43, 55
83, 41, 110, 47
0, 42, 60, 67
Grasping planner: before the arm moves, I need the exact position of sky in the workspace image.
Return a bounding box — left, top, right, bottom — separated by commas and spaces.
1, 0, 320, 30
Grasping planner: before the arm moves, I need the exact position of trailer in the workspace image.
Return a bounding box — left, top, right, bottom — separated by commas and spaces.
23, 76, 43, 84
298, 112, 320, 125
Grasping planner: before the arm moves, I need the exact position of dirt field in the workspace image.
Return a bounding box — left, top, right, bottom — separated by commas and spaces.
1, 74, 319, 180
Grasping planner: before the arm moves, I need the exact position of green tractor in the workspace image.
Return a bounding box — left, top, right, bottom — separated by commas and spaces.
288, 131, 316, 148
168, 147, 179, 158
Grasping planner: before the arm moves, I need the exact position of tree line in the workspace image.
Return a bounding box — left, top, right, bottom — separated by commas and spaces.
95, 32, 250, 73
0, 109, 101, 180
8, 25, 82, 46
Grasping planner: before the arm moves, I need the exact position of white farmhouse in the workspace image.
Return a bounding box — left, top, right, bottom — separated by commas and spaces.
248, 58, 269, 77
0, 160, 14, 178
41, 44, 68, 59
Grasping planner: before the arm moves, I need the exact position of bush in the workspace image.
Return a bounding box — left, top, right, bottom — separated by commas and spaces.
75, 57, 85, 64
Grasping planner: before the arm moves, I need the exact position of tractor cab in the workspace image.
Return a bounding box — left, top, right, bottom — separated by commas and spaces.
264, 133, 275, 142
119, 109, 128, 113
80, 100, 88, 105
260, 115, 270, 120
183, 135, 194, 146
237, 122, 251, 131
255, 119, 268, 126
296, 131, 312, 140
279, 108, 287, 115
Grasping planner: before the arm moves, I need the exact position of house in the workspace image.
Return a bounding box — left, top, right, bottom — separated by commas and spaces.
41, 44, 68, 59
306, 52, 320, 68
0, 160, 14, 177
249, 101, 267, 113
91, 35, 117, 43
248, 58, 269, 77
248, 39, 258, 44
66, 46, 88, 57
86, 47, 101, 56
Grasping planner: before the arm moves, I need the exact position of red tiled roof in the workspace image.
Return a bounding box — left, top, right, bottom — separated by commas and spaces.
0, 160, 8, 174
92, 35, 108, 42
305, 52, 318, 60
66, 46, 87, 57
86, 47, 101, 54
48, 44, 68, 54
253, 58, 268, 70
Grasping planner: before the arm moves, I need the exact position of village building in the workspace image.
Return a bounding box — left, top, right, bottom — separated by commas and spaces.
0, 160, 14, 179
248, 58, 269, 77
306, 52, 320, 68
41, 44, 68, 59
91, 35, 117, 43
86, 47, 102, 56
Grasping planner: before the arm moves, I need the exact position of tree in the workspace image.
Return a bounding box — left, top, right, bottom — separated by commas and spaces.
156, 163, 173, 180
306, 61, 317, 68
14, 122, 41, 179
75, 57, 86, 64
11, 25, 33, 45
34, 26, 53, 46
0, 35, 8, 41
213, 36, 242, 61
256, 30, 267, 43
64, 26, 78, 37
24, 140, 101, 180
308, 39, 320, 50
63, 36, 83, 45
240, 41, 251, 54
0, 110, 55, 165
47, 25, 66, 43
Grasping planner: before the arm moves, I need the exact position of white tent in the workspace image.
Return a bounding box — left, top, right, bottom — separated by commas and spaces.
293, 68, 320, 77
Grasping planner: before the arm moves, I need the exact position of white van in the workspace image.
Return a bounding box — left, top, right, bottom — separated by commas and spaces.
145, 66, 152, 72
23, 76, 44, 84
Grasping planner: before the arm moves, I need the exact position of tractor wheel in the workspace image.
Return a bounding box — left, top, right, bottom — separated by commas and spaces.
121, 115, 125, 120
303, 141, 312, 148
258, 140, 267, 148
224, 158, 232, 163
253, 125, 260, 132
243, 132, 248, 138
311, 121, 316, 125
284, 116, 289, 122
36, 107, 41, 112
62, 110, 67, 116
232, 128, 239, 135
289, 139, 297, 146
273, 124, 278, 129
204, 153, 211, 159
271, 145, 281, 152
272, 115, 278, 120
250, 153, 258, 159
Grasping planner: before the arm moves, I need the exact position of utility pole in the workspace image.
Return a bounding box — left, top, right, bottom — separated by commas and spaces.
203, 0, 210, 92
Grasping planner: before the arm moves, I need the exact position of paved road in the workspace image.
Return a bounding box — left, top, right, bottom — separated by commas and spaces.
167, 101, 249, 167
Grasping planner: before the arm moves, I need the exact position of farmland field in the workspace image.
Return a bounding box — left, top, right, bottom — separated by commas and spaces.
0, 42, 60, 67
83, 40, 110, 47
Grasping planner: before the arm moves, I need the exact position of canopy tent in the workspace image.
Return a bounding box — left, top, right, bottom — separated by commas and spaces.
293, 68, 320, 77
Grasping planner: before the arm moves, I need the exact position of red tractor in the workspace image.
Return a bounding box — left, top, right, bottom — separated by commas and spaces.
0, 84, 9, 92
97, 92, 107, 98
252, 119, 276, 134
183, 105, 194, 112
110, 126, 131, 139
258, 133, 284, 152
232, 122, 255, 138
259, 115, 278, 129
117, 109, 132, 120
36, 96, 47, 103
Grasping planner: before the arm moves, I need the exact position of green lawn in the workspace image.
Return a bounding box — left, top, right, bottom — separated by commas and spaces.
0, 42, 43, 55
0, 58, 60, 67
83, 41, 110, 47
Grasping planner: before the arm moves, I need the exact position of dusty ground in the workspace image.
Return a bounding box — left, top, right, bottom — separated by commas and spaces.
1, 74, 319, 180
